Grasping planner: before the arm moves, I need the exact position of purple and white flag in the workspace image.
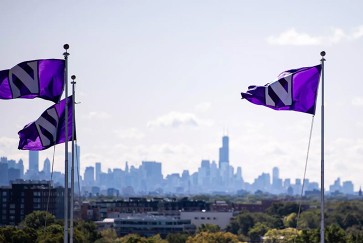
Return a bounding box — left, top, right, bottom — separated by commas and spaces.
241, 65, 321, 115
0, 59, 65, 103
18, 96, 75, 151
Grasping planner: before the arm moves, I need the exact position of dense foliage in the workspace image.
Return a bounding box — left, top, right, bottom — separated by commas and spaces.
1, 199, 363, 242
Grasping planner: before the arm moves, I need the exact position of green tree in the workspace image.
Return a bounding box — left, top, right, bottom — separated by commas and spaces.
75, 220, 101, 242
227, 213, 254, 235
283, 213, 297, 228
346, 226, 363, 243
95, 228, 117, 243
186, 232, 239, 243
145, 234, 167, 243
296, 229, 320, 243
264, 228, 300, 243
325, 224, 346, 243
20, 210, 56, 230
297, 210, 320, 229
0, 226, 34, 243
197, 223, 221, 233
266, 202, 300, 217
166, 233, 189, 243
37, 224, 64, 243
342, 213, 361, 229
248, 222, 269, 242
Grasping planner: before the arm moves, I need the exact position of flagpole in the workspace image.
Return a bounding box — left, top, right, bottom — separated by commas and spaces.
70, 75, 76, 243
320, 51, 326, 243
63, 44, 69, 243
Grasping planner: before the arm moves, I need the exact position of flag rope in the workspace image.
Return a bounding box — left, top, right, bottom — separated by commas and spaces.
293, 115, 315, 242
43, 144, 57, 235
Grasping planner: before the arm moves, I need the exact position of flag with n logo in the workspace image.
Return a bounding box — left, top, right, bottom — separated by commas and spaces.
241, 65, 321, 115
0, 59, 64, 103
18, 96, 75, 151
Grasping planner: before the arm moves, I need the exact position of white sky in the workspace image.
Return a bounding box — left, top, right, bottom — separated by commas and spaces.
1, 1, 362, 190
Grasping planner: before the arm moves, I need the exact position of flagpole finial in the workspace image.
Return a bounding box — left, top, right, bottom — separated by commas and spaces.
320, 51, 326, 61
64, 44, 69, 50
71, 75, 76, 84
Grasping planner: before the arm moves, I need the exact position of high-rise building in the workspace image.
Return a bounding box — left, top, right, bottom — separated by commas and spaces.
0, 162, 9, 186
219, 135, 229, 168
43, 158, 51, 176
0, 180, 67, 225
140, 161, 163, 191
272, 167, 279, 182
95, 162, 101, 185
84, 166, 95, 187
29, 151, 39, 174
18, 159, 24, 178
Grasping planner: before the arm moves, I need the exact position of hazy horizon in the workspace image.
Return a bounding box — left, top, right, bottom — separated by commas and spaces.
1, 1, 362, 189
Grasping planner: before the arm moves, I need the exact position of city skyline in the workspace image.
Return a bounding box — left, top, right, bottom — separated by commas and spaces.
0, 135, 359, 194
0, 1, 363, 189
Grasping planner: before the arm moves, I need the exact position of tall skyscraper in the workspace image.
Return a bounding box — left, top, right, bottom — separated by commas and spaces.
219, 135, 229, 168
272, 167, 279, 181
95, 162, 101, 185
84, 166, 95, 186
29, 151, 39, 174
43, 158, 51, 177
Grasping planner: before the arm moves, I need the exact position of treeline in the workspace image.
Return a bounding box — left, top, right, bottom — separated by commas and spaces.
226, 200, 363, 242
1, 199, 363, 242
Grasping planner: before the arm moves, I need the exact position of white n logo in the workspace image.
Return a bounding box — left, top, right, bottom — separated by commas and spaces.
35, 108, 59, 147
9, 61, 39, 98
265, 76, 292, 107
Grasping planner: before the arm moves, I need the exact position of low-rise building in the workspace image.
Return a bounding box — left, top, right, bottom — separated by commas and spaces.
180, 211, 233, 230
113, 215, 196, 237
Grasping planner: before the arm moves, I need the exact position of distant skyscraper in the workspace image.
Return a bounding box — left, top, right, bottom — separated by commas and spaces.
219, 135, 229, 168
141, 161, 163, 191
95, 162, 101, 185
84, 166, 95, 186
43, 158, 51, 176
29, 151, 39, 173
272, 167, 279, 181
0, 163, 8, 186
18, 159, 24, 178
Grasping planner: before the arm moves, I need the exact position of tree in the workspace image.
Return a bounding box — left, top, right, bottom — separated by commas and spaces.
20, 210, 56, 230
266, 202, 300, 217
197, 223, 221, 233
0, 226, 34, 243
248, 222, 269, 242
76, 220, 101, 242
186, 232, 239, 243
166, 233, 189, 243
283, 213, 297, 228
346, 226, 363, 243
95, 228, 117, 243
297, 210, 320, 229
37, 224, 64, 243
264, 228, 301, 243
325, 224, 346, 243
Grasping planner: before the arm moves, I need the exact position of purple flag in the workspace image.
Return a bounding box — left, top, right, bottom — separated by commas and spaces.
0, 59, 65, 103
18, 96, 75, 151
241, 65, 321, 115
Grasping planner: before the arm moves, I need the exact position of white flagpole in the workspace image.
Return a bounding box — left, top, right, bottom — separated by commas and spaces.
63, 44, 69, 243
320, 51, 326, 243
70, 75, 76, 243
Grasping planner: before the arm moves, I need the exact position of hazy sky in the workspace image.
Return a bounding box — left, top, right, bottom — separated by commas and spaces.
1, 1, 362, 189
